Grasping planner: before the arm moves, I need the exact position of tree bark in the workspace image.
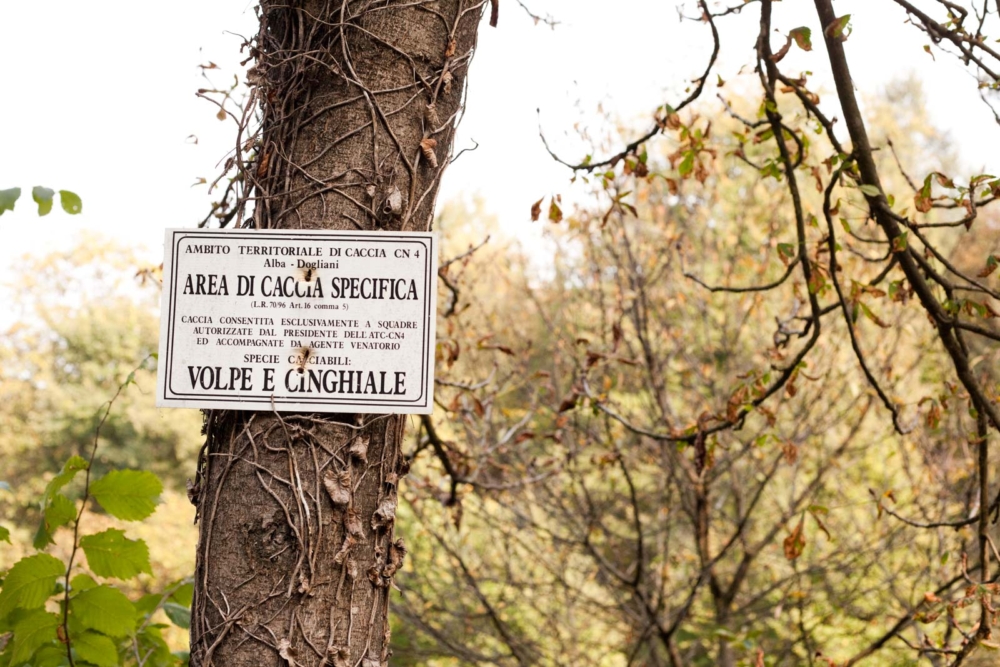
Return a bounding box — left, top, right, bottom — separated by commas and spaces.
189, 2, 483, 665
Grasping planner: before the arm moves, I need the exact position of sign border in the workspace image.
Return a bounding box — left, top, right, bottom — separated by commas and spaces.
156, 228, 437, 414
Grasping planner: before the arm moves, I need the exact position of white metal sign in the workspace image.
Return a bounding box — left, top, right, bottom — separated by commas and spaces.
156, 228, 437, 414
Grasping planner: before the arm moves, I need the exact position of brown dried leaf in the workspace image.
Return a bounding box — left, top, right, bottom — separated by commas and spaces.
424, 103, 440, 128
346, 507, 363, 537
557, 393, 579, 413
349, 435, 369, 463
420, 137, 439, 168
783, 516, 806, 560
278, 639, 297, 665
333, 534, 356, 564
781, 442, 799, 465
612, 322, 623, 353
810, 510, 832, 541
811, 166, 823, 192
328, 646, 350, 667
444, 39, 456, 58
449, 339, 461, 364
977, 255, 999, 278
256, 149, 271, 179
530, 197, 544, 221
915, 191, 933, 213
372, 495, 398, 530
323, 469, 351, 507
758, 405, 777, 427
383, 538, 407, 580
771, 35, 793, 63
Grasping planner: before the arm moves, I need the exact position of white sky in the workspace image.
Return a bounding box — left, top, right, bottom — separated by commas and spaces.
1, 0, 997, 321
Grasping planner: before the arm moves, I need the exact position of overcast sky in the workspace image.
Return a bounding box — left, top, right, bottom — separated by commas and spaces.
1, 0, 997, 315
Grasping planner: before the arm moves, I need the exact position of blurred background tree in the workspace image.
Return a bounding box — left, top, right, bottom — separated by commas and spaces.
1, 235, 201, 517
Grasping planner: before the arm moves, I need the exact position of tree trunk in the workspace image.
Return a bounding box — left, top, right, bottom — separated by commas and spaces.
189, 2, 482, 665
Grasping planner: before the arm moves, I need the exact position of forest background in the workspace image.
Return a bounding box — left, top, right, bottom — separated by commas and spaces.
2, 1, 1000, 666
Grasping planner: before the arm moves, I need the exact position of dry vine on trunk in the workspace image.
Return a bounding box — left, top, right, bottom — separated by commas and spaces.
189, 2, 484, 666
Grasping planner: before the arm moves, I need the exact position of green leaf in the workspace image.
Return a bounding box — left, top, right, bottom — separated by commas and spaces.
70, 573, 99, 592
547, 199, 563, 224
31, 645, 68, 667
70, 586, 136, 637
0, 188, 21, 216
678, 152, 695, 177
89, 470, 162, 521
858, 302, 890, 328
31, 186, 55, 217
80, 529, 151, 580
0, 525, 9, 544
674, 627, 699, 644
46, 494, 77, 530
826, 14, 851, 41
32, 523, 53, 553
0, 553, 65, 618
859, 184, 880, 197
169, 582, 193, 607
789, 26, 812, 51
72, 631, 119, 667
44, 456, 88, 502
163, 602, 190, 629
9, 609, 60, 665
978, 254, 999, 278
134, 593, 162, 617
59, 190, 82, 215
892, 232, 909, 253
34, 493, 78, 549
136, 625, 173, 665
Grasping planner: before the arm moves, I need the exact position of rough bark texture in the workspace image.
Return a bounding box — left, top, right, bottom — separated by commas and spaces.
190, 2, 482, 665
